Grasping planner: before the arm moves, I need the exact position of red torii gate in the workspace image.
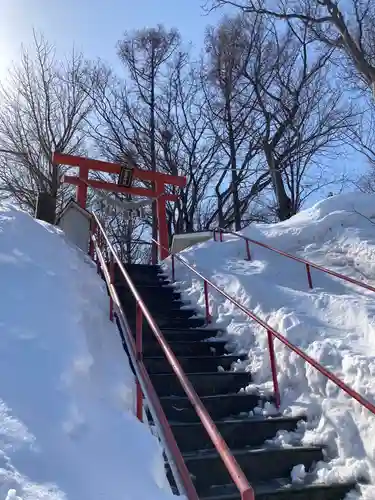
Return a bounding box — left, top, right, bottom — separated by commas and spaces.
53, 152, 186, 261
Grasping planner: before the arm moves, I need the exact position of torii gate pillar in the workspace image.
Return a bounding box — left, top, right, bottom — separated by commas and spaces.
54, 153, 186, 262
76, 165, 89, 208
156, 185, 168, 260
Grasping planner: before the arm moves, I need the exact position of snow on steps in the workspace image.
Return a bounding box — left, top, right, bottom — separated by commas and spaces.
163, 193, 375, 499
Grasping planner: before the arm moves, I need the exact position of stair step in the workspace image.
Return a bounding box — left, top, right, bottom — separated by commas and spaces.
117, 263, 163, 273
121, 266, 165, 276
117, 277, 171, 287
114, 268, 167, 284
151, 301, 188, 311
141, 328, 222, 342
143, 339, 228, 357
135, 316, 207, 329
154, 308, 197, 320
159, 392, 267, 422
119, 293, 186, 311
118, 284, 181, 303
200, 480, 357, 500
180, 446, 323, 497
115, 269, 170, 283
115, 263, 165, 274
170, 415, 305, 453
128, 308, 198, 322
121, 282, 178, 293
151, 371, 251, 397
144, 354, 246, 374
117, 285, 181, 300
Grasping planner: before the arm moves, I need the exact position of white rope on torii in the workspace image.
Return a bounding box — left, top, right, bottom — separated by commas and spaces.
94, 190, 152, 220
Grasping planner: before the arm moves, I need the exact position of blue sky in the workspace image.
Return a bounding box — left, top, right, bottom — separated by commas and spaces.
0, 0, 365, 205
0, 0, 223, 74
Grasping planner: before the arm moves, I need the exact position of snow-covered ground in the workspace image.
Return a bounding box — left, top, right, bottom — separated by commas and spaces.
165, 193, 375, 499
0, 205, 174, 500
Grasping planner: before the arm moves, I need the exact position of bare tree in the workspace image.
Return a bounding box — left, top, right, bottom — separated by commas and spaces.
156, 52, 221, 235
86, 28, 182, 258
0, 33, 93, 218
117, 25, 180, 261
347, 103, 375, 193
210, 0, 375, 91
240, 18, 352, 220
84, 64, 131, 162
106, 212, 151, 264
203, 14, 264, 229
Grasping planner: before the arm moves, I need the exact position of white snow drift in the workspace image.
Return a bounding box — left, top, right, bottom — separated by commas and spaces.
0, 205, 173, 500
165, 193, 375, 499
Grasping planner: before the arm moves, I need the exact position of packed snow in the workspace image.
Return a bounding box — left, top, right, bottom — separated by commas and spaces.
0, 205, 174, 500
164, 193, 375, 499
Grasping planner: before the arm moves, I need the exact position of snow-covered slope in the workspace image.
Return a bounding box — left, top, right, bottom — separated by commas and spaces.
0, 205, 173, 500
166, 193, 375, 499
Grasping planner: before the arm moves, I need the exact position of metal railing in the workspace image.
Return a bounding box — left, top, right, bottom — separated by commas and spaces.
214, 228, 375, 294
90, 215, 255, 500
153, 238, 375, 417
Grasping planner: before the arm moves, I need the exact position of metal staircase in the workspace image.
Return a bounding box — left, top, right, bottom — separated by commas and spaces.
114, 263, 356, 500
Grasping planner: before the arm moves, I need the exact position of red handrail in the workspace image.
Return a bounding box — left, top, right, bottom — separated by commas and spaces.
153, 238, 375, 418
91, 215, 255, 500
214, 228, 375, 294
90, 226, 197, 499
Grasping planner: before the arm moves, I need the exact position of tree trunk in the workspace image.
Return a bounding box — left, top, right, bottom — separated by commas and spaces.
217, 194, 225, 227
150, 57, 158, 263
273, 169, 292, 221
265, 146, 292, 221
226, 102, 241, 230
46, 163, 60, 222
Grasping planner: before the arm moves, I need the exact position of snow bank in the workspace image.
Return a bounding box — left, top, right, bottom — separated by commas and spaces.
0, 205, 173, 500
166, 193, 375, 499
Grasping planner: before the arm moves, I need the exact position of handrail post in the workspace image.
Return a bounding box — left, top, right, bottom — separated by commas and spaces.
96, 231, 102, 274
109, 254, 115, 322
204, 280, 212, 324
245, 239, 251, 261
171, 254, 175, 282
306, 263, 313, 289
89, 218, 96, 259
242, 488, 255, 500
267, 330, 280, 409
136, 302, 143, 421
105, 241, 110, 264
